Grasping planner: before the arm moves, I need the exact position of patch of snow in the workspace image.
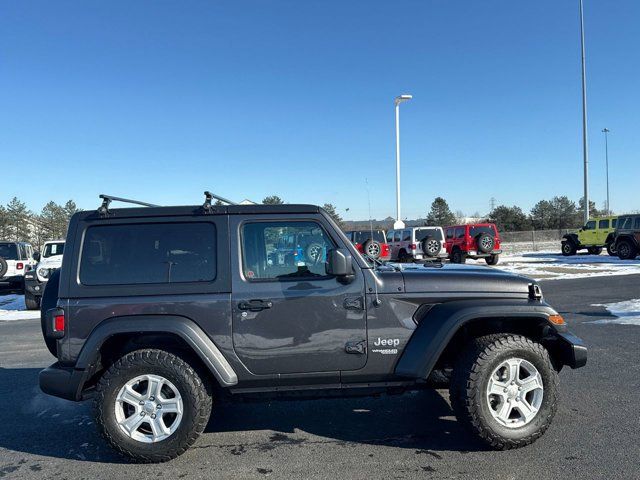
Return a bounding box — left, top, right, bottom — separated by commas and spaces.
0, 294, 41, 321
589, 299, 640, 325
467, 250, 640, 281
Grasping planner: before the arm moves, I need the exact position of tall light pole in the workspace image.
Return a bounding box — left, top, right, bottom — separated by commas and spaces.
602, 128, 610, 214
394, 94, 412, 230
579, 0, 590, 223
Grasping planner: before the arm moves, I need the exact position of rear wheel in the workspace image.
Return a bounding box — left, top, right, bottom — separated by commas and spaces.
25, 291, 40, 310
450, 334, 558, 450
485, 254, 499, 266
616, 239, 638, 260
95, 349, 212, 462
561, 241, 576, 256
587, 246, 602, 255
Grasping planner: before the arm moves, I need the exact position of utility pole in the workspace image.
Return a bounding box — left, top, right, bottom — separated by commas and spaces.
579, 0, 590, 223
602, 128, 610, 214
393, 94, 412, 229
490, 197, 496, 212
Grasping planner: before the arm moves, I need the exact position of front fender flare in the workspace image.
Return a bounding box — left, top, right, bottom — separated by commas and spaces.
76, 315, 238, 387
394, 299, 558, 379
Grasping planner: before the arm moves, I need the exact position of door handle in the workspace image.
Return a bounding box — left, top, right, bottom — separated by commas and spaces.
238, 299, 273, 312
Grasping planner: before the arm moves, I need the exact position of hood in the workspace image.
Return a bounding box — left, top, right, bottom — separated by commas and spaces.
38, 256, 63, 269
397, 263, 532, 296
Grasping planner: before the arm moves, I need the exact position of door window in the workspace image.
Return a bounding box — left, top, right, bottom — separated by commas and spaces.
386, 230, 394, 243
445, 228, 454, 240
241, 221, 335, 281
394, 231, 402, 242
584, 221, 596, 230
455, 227, 465, 239
598, 219, 609, 229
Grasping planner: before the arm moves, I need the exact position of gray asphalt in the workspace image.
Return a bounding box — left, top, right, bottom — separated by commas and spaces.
1, 275, 639, 479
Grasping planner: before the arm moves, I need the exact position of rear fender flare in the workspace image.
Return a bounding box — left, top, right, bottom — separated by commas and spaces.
394, 299, 558, 379
76, 315, 238, 386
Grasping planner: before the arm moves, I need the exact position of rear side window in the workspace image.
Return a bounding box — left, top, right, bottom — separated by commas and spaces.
402, 230, 412, 241
80, 223, 217, 285
612, 219, 617, 228
598, 219, 609, 229
635, 217, 640, 229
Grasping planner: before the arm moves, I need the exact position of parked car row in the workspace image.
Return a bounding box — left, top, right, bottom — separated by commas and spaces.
561, 214, 640, 260
344, 222, 502, 265
0, 239, 65, 309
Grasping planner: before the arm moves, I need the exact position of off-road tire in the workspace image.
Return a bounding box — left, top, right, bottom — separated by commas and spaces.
587, 246, 602, 255
485, 254, 499, 266
606, 242, 616, 256
95, 349, 213, 463
616, 239, 638, 260
0, 257, 7, 278
25, 291, 40, 310
449, 334, 559, 450
305, 242, 323, 263
561, 241, 577, 256
450, 249, 466, 264
476, 233, 495, 254
421, 237, 441, 258
398, 249, 411, 263
362, 239, 381, 259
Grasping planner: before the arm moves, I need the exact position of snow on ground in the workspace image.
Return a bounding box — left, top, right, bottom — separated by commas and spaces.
589, 299, 640, 326
466, 250, 640, 281
0, 294, 40, 321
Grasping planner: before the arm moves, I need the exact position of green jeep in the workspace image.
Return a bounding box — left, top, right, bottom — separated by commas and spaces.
561, 216, 618, 256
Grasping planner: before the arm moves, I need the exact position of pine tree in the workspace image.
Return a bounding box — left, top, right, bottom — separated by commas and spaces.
322, 203, 344, 229
262, 195, 284, 205
426, 197, 456, 226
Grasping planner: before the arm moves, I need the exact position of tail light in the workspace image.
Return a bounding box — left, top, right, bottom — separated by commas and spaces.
16, 262, 24, 270
45, 308, 66, 339
381, 244, 390, 256
409, 243, 416, 250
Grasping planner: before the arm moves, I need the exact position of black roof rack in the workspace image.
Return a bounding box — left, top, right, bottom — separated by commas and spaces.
98, 194, 160, 217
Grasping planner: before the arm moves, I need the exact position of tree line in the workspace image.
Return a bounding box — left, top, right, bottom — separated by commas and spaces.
0, 197, 80, 247
425, 196, 603, 232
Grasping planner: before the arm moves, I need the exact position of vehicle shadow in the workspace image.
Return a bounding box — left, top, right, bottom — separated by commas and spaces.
206, 388, 486, 454
0, 367, 485, 464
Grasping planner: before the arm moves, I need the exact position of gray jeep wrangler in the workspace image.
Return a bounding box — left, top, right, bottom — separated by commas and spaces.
39, 194, 587, 462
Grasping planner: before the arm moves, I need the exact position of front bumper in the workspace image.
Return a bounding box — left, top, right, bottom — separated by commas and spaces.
555, 332, 588, 369
39, 363, 89, 401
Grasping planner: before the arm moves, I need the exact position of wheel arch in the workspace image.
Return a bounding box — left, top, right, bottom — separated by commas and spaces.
562, 233, 579, 245
77, 315, 238, 392
395, 300, 579, 380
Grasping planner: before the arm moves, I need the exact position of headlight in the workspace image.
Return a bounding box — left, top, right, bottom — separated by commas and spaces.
38, 268, 50, 279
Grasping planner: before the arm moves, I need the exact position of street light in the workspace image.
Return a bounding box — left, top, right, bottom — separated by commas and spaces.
394, 94, 412, 230
579, 0, 590, 224
602, 128, 610, 214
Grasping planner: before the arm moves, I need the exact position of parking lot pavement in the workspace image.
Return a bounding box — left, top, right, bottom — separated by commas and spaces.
1, 275, 639, 479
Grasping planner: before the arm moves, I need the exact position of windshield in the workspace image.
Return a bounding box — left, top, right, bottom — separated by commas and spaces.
352, 230, 386, 243
415, 228, 443, 241
43, 242, 65, 258
0, 243, 18, 260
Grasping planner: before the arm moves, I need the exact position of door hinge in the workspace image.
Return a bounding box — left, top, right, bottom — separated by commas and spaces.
343, 296, 364, 311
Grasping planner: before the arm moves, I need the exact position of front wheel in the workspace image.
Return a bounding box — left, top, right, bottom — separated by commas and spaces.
25, 291, 40, 310
95, 349, 212, 462
450, 249, 466, 264
561, 241, 576, 256
450, 334, 558, 450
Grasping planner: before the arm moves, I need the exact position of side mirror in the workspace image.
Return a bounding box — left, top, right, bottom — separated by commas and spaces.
326, 248, 354, 283
33, 251, 41, 262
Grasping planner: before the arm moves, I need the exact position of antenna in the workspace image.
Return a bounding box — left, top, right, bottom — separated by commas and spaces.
365, 178, 382, 307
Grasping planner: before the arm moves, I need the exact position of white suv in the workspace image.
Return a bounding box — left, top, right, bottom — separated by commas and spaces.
0, 241, 37, 291
23, 240, 65, 309
386, 226, 447, 262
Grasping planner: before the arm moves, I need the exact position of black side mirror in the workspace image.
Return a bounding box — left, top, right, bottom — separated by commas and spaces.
33, 251, 41, 262
326, 248, 354, 283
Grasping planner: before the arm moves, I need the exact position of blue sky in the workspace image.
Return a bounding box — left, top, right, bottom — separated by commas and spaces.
1, 1, 638, 220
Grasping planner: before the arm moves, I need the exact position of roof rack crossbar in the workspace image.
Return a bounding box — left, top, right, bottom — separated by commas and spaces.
98, 194, 160, 216
204, 191, 237, 206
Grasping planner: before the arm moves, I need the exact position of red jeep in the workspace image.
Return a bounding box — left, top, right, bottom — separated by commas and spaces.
344, 230, 391, 261
444, 223, 502, 265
